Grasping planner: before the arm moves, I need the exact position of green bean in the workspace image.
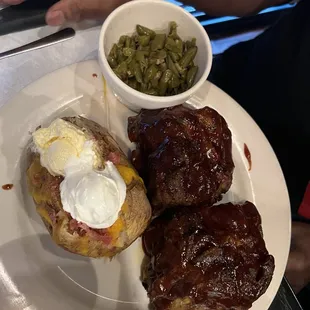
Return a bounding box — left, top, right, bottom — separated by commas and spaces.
159, 81, 168, 96
134, 62, 143, 83
113, 69, 121, 80
151, 34, 166, 51
143, 88, 159, 96
150, 50, 167, 66
167, 55, 179, 77
118, 35, 127, 47
159, 62, 167, 72
183, 41, 188, 53
135, 51, 148, 73
151, 71, 162, 88
169, 21, 177, 33
140, 82, 148, 92
144, 64, 159, 83
136, 25, 156, 39
175, 62, 187, 76
123, 36, 134, 50
132, 34, 139, 44
108, 56, 118, 69
191, 38, 197, 47
127, 59, 136, 78
109, 44, 118, 59
179, 46, 197, 68
143, 46, 151, 52
130, 37, 136, 49
123, 47, 135, 57
114, 61, 128, 80
138, 45, 151, 52
155, 50, 167, 59
166, 38, 182, 53
116, 47, 126, 63
168, 51, 180, 62
169, 73, 181, 89
141, 59, 149, 74
138, 35, 151, 47
186, 66, 198, 89
125, 36, 131, 48
128, 78, 139, 90
159, 69, 173, 96
185, 38, 197, 51
165, 37, 177, 52
168, 21, 180, 40
126, 54, 135, 64
136, 50, 147, 62
180, 82, 187, 92
175, 39, 183, 54
156, 58, 166, 65
149, 57, 164, 66
127, 70, 134, 79
148, 58, 156, 66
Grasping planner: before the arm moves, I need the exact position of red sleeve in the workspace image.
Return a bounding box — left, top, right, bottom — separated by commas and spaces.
298, 182, 310, 219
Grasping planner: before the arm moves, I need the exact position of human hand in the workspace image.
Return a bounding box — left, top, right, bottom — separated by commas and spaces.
285, 221, 310, 294
0, 0, 128, 26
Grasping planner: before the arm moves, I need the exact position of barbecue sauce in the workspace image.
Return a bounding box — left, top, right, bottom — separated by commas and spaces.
244, 143, 252, 171
2, 184, 13, 190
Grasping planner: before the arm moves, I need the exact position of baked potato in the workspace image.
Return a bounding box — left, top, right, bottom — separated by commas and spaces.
27, 116, 152, 258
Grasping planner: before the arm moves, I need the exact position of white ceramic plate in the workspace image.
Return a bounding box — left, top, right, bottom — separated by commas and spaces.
0, 60, 290, 310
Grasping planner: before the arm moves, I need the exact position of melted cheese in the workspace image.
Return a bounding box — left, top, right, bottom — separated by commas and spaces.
37, 206, 52, 226
116, 165, 143, 185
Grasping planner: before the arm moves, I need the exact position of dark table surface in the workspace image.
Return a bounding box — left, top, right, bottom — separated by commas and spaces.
269, 278, 303, 310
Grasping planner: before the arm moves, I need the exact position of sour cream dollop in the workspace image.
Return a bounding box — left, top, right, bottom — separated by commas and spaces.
60, 142, 126, 229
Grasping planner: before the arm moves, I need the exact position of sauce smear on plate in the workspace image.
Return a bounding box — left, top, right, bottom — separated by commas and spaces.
2, 184, 13, 190
244, 143, 252, 171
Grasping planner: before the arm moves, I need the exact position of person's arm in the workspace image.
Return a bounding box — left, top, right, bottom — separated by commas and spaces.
0, 0, 292, 25
186, 0, 291, 17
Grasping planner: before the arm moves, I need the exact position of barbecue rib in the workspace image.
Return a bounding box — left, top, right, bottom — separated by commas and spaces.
128, 105, 234, 215
142, 201, 275, 310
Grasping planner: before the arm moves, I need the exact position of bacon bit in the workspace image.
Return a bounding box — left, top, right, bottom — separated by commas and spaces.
2, 184, 13, 190
49, 209, 57, 225
32, 173, 42, 186
69, 219, 112, 244
88, 229, 113, 243
69, 219, 79, 231
78, 222, 91, 232
244, 143, 252, 171
108, 152, 121, 165
92, 73, 98, 78
95, 228, 107, 234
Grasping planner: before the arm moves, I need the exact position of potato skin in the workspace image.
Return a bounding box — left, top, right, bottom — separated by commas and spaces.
27, 116, 152, 258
